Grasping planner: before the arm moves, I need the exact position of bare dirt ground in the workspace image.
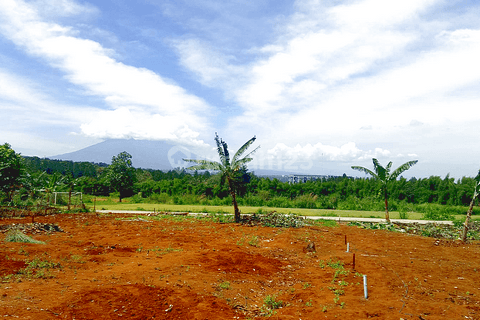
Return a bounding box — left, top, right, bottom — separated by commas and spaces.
1, 212, 480, 319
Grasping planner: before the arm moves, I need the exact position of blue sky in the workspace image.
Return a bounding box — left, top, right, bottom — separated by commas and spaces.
1, 0, 479, 178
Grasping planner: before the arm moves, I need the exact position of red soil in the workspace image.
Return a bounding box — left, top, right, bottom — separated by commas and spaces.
1, 212, 479, 319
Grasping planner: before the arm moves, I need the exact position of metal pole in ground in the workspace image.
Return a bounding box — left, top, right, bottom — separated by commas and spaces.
363, 275, 368, 299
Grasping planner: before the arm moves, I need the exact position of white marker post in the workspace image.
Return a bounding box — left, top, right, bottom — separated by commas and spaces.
363, 275, 368, 299
346, 243, 350, 252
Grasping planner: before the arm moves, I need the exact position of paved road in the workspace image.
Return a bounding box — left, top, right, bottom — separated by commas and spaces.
95, 210, 454, 225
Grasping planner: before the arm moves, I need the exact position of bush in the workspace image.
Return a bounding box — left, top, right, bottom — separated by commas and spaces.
293, 194, 318, 209
266, 196, 290, 208
418, 203, 455, 221
414, 203, 478, 219
242, 211, 306, 228
131, 193, 144, 203
149, 193, 171, 204
242, 195, 265, 207
336, 196, 384, 211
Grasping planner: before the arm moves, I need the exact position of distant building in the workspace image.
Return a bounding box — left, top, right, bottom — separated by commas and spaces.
288, 174, 332, 184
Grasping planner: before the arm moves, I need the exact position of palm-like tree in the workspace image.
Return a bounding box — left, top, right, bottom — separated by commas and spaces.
43, 173, 63, 205
184, 133, 259, 223
461, 170, 480, 242
351, 158, 418, 223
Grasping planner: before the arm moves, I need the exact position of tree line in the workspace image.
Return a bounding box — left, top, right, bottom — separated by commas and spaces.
0, 142, 479, 216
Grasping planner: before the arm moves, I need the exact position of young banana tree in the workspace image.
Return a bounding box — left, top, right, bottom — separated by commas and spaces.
352, 158, 418, 223
184, 133, 259, 223
43, 173, 63, 205
461, 170, 480, 242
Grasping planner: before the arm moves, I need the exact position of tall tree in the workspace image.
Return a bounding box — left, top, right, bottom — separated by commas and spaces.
184, 133, 259, 222
0, 143, 25, 202
105, 152, 136, 202
461, 170, 480, 242
351, 158, 418, 222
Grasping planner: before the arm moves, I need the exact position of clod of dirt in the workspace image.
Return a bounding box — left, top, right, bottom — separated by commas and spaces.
303, 241, 316, 253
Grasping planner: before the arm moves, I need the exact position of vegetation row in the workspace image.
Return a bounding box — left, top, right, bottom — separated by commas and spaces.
1, 139, 479, 224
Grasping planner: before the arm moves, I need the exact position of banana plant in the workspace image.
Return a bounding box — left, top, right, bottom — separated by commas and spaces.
352, 158, 418, 223
184, 133, 259, 223
43, 173, 63, 205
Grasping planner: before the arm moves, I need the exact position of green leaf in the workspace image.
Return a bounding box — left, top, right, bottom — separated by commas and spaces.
351, 166, 378, 179
390, 160, 418, 180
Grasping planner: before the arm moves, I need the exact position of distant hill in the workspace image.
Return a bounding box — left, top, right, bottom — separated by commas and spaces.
50, 139, 196, 170
50, 139, 295, 176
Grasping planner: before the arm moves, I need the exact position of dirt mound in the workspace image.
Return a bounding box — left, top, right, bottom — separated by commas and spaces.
0, 255, 26, 277
198, 248, 284, 275
51, 284, 238, 319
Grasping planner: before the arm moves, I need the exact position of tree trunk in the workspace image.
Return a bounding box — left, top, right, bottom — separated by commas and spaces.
228, 178, 240, 223
384, 188, 390, 223
461, 190, 478, 242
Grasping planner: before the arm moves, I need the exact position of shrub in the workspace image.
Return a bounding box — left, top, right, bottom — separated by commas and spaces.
417, 203, 455, 221
242, 211, 306, 228
149, 193, 171, 204
293, 194, 318, 209
266, 196, 290, 208
131, 193, 143, 203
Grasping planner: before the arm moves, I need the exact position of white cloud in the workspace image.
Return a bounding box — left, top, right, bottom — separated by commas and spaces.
265, 142, 393, 162
1, 0, 479, 177
229, 0, 431, 117
0, 0, 211, 145
226, 3, 480, 151
173, 38, 242, 88
328, 0, 436, 29
175, 0, 442, 128
30, 0, 99, 18
0, 70, 47, 106
0, 69, 99, 126
0, 129, 101, 157
170, 0, 480, 177
245, 141, 405, 173
80, 107, 209, 148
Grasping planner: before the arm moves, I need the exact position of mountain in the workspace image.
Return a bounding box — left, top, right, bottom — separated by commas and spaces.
50, 139, 296, 176
50, 139, 197, 170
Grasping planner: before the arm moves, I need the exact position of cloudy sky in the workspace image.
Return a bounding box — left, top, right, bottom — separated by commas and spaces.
1, 0, 479, 178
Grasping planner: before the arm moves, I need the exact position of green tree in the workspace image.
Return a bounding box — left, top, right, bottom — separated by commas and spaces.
183, 133, 259, 222
62, 174, 78, 210
105, 152, 136, 202
0, 143, 25, 202
351, 158, 418, 222
43, 173, 63, 205
461, 170, 480, 242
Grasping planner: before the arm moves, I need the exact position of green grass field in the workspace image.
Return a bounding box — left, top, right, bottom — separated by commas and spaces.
89, 201, 477, 221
